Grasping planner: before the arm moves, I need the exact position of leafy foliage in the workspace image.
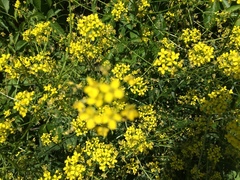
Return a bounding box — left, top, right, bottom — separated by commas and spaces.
0, 0, 240, 179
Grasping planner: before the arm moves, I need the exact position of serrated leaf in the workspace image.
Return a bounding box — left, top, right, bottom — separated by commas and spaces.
203, 1, 220, 29
0, 0, 9, 13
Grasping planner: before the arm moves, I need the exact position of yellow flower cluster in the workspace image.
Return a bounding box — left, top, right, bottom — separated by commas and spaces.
14, 0, 21, 9
178, 90, 199, 106
181, 139, 203, 158
4, 110, 11, 117
13, 91, 34, 117
73, 78, 138, 136
170, 155, 184, 171
119, 125, 154, 154
217, 50, 240, 79
124, 73, 148, 96
180, 28, 201, 45
141, 28, 152, 43
112, 64, 148, 96
71, 115, 88, 136
66, 13, 75, 26
210, 172, 222, 180
63, 151, 86, 179
1, 52, 54, 79
207, 145, 222, 165
161, 37, 175, 49
138, 104, 157, 132
77, 14, 115, 41
188, 42, 214, 67
40, 133, 52, 146
43, 84, 57, 96
125, 158, 141, 175
145, 161, 161, 175
99, 60, 111, 75
112, 63, 130, 80
28, 52, 54, 75
190, 165, 205, 179
153, 48, 182, 75
0, 53, 10, 71
111, 1, 128, 21
0, 120, 14, 143
138, 0, 150, 12
69, 14, 115, 62
23, 21, 52, 44
200, 86, 233, 114
68, 39, 99, 61
35, 84, 65, 114
84, 77, 124, 106
229, 25, 240, 49
225, 118, 240, 150
84, 137, 118, 171
38, 170, 62, 180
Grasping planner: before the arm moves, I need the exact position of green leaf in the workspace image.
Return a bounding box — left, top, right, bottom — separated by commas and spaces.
203, 1, 220, 29
0, 0, 9, 13
13, 33, 19, 44
226, 5, 240, 13
47, 9, 61, 19
29, 12, 45, 20
46, 0, 52, 7
130, 31, 139, 39
0, 19, 9, 31
235, 18, 240, 26
15, 40, 27, 51
47, 9, 55, 19
102, 14, 112, 22
51, 22, 65, 35
33, 0, 41, 11
221, 0, 231, 9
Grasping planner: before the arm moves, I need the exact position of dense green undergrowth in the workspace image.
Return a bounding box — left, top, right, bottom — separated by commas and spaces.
0, 0, 240, 179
